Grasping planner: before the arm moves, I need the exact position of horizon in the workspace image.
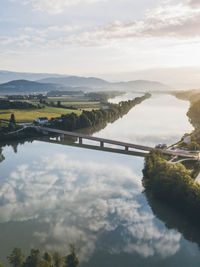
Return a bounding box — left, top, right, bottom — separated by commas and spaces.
1, 67, 200, 90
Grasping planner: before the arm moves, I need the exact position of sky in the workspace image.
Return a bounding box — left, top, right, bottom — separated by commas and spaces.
0, 0, 200, 88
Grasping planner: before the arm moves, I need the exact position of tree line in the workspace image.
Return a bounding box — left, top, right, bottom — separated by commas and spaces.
1, 245, 79, 267
85, 91, 123, 102
50, 93, 151, 131
143, 150, 200, 220
187, 98, 200, 130
0, 100, 37, 110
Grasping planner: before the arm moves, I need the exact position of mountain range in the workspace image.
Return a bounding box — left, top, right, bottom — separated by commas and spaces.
0, 70, 170, 94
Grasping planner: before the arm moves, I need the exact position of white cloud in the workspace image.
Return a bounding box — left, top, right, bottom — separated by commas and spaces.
16, 0, 107, 14
4, 0, 200, 50
30, 1, 200, 48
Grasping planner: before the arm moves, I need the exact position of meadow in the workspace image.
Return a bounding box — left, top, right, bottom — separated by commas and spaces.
0, 106, 82, 122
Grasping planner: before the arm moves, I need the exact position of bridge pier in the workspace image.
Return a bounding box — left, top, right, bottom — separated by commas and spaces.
125, 146, 129, 152
100, 141, 104, 148
79, 137, 83, 145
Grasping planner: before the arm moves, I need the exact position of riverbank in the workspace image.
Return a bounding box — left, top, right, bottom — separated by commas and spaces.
143, 150, 200, 220
143, 93, 200, 221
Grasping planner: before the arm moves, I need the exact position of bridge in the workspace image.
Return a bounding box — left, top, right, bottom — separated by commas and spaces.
36, 126, 197, 159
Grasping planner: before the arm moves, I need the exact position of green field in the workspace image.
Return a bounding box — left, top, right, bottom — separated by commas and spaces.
0, 106, 82, 123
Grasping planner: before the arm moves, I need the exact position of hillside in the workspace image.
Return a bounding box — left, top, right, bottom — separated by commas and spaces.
0, 80, 66, 94
38, 76, 109, 88
0, 71, 170, 94
0, 70, 67, 84
39, 77, 169, 91
111, 80, 170, 91
173, 89, 200, 102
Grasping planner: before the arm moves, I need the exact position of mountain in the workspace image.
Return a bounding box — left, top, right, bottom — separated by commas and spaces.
0, 80, 96, 94
38, 77, 170, 91
38, 76, 109, 88
111, 80, 170, 91
0, 70, 67, 84
0, 70, 171, 94
0, 80, 67, 94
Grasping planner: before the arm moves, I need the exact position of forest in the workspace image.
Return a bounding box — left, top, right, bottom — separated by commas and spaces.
187, 98, 200, 129
143, 150, 200, 220
0, 99, 37, 110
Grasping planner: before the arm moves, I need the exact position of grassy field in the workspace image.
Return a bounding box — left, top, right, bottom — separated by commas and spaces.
0, 106, 82, 123
61, 101, 101, 108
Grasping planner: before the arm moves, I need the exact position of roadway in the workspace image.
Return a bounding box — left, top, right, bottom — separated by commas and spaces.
37, 126, 197, 158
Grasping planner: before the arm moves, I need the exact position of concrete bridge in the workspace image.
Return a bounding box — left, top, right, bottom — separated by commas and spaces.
37, 136, 148, 158
36, 126, 197, 159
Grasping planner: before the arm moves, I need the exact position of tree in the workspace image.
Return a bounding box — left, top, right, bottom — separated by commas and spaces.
53, 252, 63, 267
57, 101, 61, 107
42, 252, 53, 266
39, 259, 51, 267
10, 113, 16, 124
64, 245, 79, 267
187, 141, 200, 151
22, 249, 40, 267
7, 248, 23, 267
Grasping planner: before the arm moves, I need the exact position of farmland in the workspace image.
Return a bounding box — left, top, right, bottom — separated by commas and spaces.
0, 106, 82, 122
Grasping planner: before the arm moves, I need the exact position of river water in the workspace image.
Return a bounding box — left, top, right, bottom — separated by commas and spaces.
0, 93, 199, 266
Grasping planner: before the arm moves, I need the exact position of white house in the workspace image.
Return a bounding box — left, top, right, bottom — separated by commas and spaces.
35, 117, 49, 125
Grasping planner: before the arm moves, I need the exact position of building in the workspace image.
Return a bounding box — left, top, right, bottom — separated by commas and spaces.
35, 117, 48, 125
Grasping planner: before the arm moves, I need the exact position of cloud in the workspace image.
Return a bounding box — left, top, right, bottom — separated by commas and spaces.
4, 0, 200, 50
35, 1, 200, 47
0, 153, 181, 261
187, 0, 200, 8
16, 0, 107, 14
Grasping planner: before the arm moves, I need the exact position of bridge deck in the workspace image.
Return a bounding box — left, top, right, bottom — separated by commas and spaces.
37, 126, 197, 158
38, 126, 153, 151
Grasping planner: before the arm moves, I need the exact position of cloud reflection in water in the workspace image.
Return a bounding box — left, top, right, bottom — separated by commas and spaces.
0, 153, 181, 261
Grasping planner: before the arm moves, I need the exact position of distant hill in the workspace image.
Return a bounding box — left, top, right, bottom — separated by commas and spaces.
0, 70, 170, 94
0, 80, 95, 95
39, 77, 170, 91
0, 70, 67, 84
173, 89, 200, 102
38, 76, 109, 88
110, 80, 170, 91
0, 80, 66, 94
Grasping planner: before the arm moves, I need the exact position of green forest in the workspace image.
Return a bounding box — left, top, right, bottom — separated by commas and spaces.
143, 150, 200, 219
0, 100, 37, 110
187, 98, 200, 129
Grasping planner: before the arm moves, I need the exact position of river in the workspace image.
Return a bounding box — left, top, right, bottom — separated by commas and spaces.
0, 93, 199, 266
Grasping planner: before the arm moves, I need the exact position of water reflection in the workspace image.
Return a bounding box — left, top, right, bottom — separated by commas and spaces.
0, 143, 184, 265
0, 93, 199, 266
0, 148, 5, 164
98, 94, 193, 146
146, 191, 200, 249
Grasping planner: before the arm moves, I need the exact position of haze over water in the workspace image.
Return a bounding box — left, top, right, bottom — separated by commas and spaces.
0, 94, 199, 266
